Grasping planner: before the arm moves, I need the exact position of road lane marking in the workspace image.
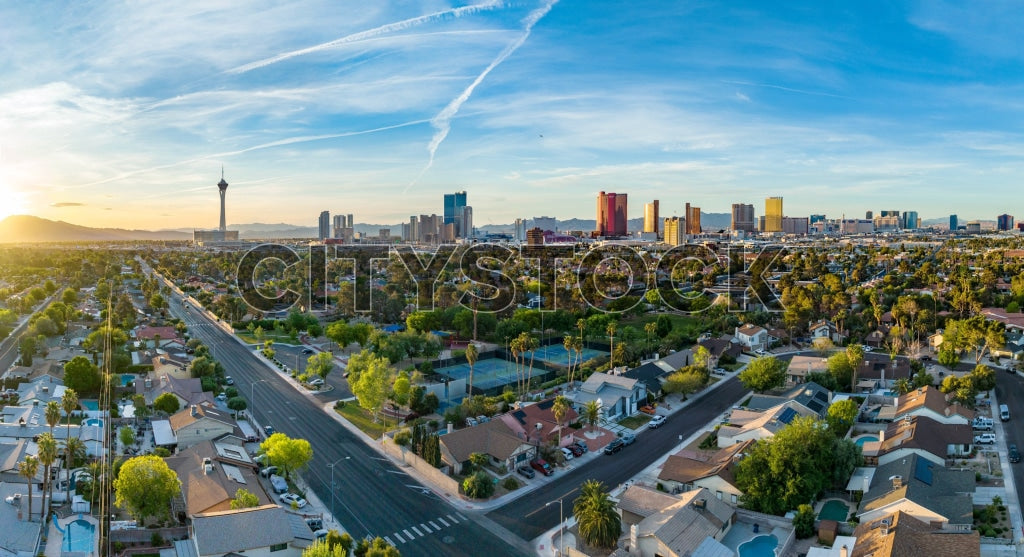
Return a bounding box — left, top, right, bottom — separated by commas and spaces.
392, 532, 404, 543
402, 529, 413, 539
437, 517, 449, 527
429, 521, 440, 530
420, 523, 431, 532
456, 512, 467, 521
446, 514, 459, 524
410, 526, 423, 536
384, 536, 396, 545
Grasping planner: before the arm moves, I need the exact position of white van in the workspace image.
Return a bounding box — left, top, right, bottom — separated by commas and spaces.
1000, 404, 1011, 421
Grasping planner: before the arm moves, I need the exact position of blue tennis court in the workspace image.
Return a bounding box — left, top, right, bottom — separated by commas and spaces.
525, 344, 605, 365
437, 357, 519, 391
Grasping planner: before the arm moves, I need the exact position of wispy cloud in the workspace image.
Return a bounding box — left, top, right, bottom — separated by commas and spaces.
50, 202, 84, 207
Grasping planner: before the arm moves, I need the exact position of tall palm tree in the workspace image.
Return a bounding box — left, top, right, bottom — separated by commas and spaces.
563, 335, 575, 385
45, 401, 61, 437
573, 480, 621, 549
18, 455, 39, 522
551, 396, 570, 446
465, 343, 478, 396
583, 400, 600, 432
37, 433, 58, 515
644, 322, 657, 358
893, 377, 912, 396
61, 388, 79, 448
63, 437, 86, 503
606, 323, 617, 369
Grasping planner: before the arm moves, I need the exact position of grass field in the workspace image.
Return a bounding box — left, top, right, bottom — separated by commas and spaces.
618, 414, 652, 429
335, 403, 386, 439
235, 330, 298, 344
619, 313, 703, 330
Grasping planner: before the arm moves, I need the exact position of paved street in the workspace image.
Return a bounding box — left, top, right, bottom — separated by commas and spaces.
995, 370, 1024, 544
164, 292, 531, 557
486, 376, 749, 541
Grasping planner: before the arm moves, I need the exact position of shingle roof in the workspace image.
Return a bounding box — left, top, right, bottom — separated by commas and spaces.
580, 372, 638, 394
861, 454, 975, 525
439, 419, 529, 463
633, 487, 736, 556
165, 440, 270, 516
617, 484, 681, 518
191, 505, 294, 555
867, 415, 972, 462
895, 386, 975, 421
658, 440, 750, 485
169, 403, 235, 431
852, 510, 980, 557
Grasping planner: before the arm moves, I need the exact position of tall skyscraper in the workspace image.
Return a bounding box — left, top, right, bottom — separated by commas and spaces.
809, 214, 826, 224
865, 211, 873, 220
643, 200, 660, 234
461, 206, 473, 238
902, 211, 919, 230
596, 191, 628, 236
217, 169, 229, 232
998, 214, 1015, 231
731, 203, 755, 232
444, 191, 470, 237
949, 214, 958, 231
764, 197, 783, 232
514, 218, 527, 241
533, 216, 558, 232
684, 203, 701, 234
663, 217, 686, 246
318, 211, 330, 240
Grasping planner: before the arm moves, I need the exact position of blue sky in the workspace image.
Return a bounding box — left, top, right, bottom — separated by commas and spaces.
1, 0, 1023, 229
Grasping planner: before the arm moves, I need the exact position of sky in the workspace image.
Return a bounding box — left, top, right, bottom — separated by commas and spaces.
1, 1, 1024, 230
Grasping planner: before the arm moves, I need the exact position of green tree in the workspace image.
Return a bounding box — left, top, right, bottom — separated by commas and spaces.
846, 344, 864, 392
465, 343, 479, 395
354, 536, 401, 557
18, 454, 39, 522
260, 433, 314, 480
45, 401, 61, 437
37, 433, 58, 514
826, 399, 859, 436
349, 351, 394, 423
938, 347, 960, 367
911, 367, 935, 388
662, 370, 706, 398
325, 530, 354, 555
826, 352, 853, 392
971, 364, 996, 392
573, 480, 621, 549
133, 394, 151, 424
153, 392, 181, 414
792, 504, 816, 539
738, 356, 787, 392
306, 351, 335, 380
552, 395, 571, 446
227, 397, 248, 412
893, 377, 912, 396
392, 372, 411, 407
583, 400, 600, 432
119, 426, 137, 448
61, 288, 78, 305
114, 456, 181, 522
230, 488, 260, 510
63, 356, 101, 394
462, 470, 495, 499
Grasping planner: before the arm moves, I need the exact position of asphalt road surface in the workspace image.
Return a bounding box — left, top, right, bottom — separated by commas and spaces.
995, 369, 1024, 530
163, 292, 531, 557
486, 376, 749, 540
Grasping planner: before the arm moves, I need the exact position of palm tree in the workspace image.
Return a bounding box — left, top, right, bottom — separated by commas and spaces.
644, 322, 657, 358
551, 396, 570, 446
465, 343, 478, 396
893, 377, 912, 396
564, 335, 574, 382
606, 323, 617, 368
61, 389, 79, 447
18, 454, 39, 522
63, 437, 86, 503
573, 480, 621, 549
37, 433, 57, 514
45, 401, 61, 437
846, 344, 865, 393
583, 400, 600, 432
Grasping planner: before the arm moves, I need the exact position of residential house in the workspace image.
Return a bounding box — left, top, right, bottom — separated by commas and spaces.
616, 485, 736, 557
733, 324, 768, 352
134, 325, 180, 345
717, 401, 818, 448
500, 397, 579, 448
850, 510, 979, 557
0, 404, 103, 456
809, 320, 844, 344
5, 361, 64, 382
137, 374, 215, 408
745, 382, 833, 418
166, 440, 272, 517
858, 454, 975, 529
190, 504, 314, 557
438, 419, 534, 475
0, 439, 44, 485
865, 330, 887, 349
980, 307, 1024, 333
875, 387, 974, 425
0, 481, 45, 552
696, 337, 742, 363
169, 404, 237, 449
861, 415, 972, 467
623, 363, 670, 399
785, 355, 828, 385
990, 329, 1024, 361
14, 375, 66, 407
575, 372, 646, 420
657, 439, 751, 504
856, 354, 913, 391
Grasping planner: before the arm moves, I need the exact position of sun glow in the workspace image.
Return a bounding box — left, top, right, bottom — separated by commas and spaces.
0, 178, 29, 221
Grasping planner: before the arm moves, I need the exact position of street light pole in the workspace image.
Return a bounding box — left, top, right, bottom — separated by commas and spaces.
327, 456, 351, 527
546, 496, 566, 556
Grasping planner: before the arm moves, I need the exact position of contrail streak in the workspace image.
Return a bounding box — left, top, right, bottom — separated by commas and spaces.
407, 0, 559, 191
226, 0, 506, 75
66, 119, 430, 189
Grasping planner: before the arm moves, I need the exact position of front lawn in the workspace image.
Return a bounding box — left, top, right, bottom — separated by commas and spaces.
618, 414, 652, 429
335, 402, 386, 439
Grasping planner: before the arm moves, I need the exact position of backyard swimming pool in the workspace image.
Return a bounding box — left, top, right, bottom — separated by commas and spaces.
121, 373, 137, 386
62, 519, 96, 553
738, 534, 778, 557
854, 435, 878, 448
83, 418, 103, 428
81, 399, 99, 411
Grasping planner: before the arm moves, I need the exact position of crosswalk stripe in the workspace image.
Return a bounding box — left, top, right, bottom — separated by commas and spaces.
384, 536, 396, 546
437, 517, 450, 527
403, 529, 413, 539
411, 526, 423, 536
456, 512, 468, 521
420, 523, 432, 532
447, 514, 459, 524
393, 532, 405, 543
429, 521, 440, 530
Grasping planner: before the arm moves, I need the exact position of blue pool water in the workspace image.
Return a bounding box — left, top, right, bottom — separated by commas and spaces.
738, 534, 778, 557
855, 435, 878, 448
62, 519, 96, 553
121, 374, 137, 386
83, 418, 103, 428
81, 399, 99, 411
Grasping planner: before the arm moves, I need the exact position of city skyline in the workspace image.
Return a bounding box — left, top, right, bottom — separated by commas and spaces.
2, 1, 1024, 229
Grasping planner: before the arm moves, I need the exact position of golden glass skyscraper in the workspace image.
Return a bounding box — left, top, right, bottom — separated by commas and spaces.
764, 196, 783, 232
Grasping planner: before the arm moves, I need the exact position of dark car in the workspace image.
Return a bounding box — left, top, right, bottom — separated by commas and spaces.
264, 425, 276, 436
1010, 444, 1021, 464
568, 444, 584, 457
604, 439, 624, 454
530, 458, 554, 476
517, 465, 536, 479
573, 441, 589, 454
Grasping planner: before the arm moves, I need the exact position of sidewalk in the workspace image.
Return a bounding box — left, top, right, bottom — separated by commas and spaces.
986, 388, 1024, 556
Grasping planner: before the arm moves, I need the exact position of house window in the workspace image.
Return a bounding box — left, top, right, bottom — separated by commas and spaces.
270, 543, 287, 552
716, 491, 723, 500
731, 494, 738, 503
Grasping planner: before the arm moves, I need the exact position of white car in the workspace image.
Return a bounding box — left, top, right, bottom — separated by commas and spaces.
560, 447, 574, 461
279, 493, 307, 508
648, 415, 667, 428
216, 393, 227, 401
4, 494, 21, 505
974, 433, 997, 445
308, 378, 324, 387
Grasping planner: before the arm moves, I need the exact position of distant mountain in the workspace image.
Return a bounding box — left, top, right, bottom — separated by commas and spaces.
0, 215, 191, 243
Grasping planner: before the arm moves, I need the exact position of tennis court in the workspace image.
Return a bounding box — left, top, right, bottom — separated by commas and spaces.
437, 357, 519, 391
525, 344, 606, 366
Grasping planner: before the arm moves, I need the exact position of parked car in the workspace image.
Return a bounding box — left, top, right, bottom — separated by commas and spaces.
225, 376, 234, 385
648, 415, 667, 429
305, 518, 324, 531
1011, 444, 1021, 464
567, 444, 583, 457
280, 493, 307, 508
476, 415, 490, 423
639, 405, 657, 415
4, 493, 21, 505
530, 458, 554, 476
264, 425, 276, 436
573, 441, 589, 454
974, 433, 997, 445
621, 433, 637, 446
308, 378, 324, 387
260, 466, 279, 477
466, 417, 479, 427
269, 474, 288, 494
216, 392, 227, 401
517, 466, 535, 479
713, 367, 726, 374
560, 447, 575, 461
604, 439, 624, 454
972, 417, 994, 431
302, 348, 314, 354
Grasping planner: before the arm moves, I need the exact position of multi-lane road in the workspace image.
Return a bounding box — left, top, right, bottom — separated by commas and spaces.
164, 292, 531, 557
